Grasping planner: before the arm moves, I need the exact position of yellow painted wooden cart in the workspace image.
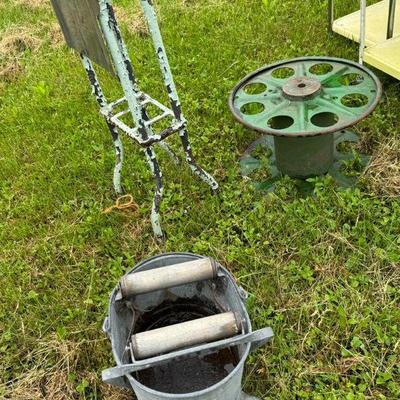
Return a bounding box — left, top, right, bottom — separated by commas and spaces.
329, 0, 399, 79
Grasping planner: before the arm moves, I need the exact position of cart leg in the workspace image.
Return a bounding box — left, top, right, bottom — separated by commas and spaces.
157, 141, 180, 165
179, 128, 219, 193
387, 0, 397, 39
328, 0, 334, 34
145, 147, 164, 238
359, 0, 367, 65
139, 0, 218, 193
106, 123, 124, 195
81, 53, 124, 194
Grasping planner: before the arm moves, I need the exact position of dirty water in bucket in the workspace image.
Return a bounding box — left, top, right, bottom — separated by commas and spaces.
134, 298, 239, 394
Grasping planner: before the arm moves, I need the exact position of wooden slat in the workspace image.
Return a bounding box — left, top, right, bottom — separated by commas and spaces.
50, 0, 114, 73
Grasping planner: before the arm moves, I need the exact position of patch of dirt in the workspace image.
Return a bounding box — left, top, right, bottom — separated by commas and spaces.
0, 25, 43, 82
114, 5, 150, 37
364, 139, 400, 197
0, 336, 132, 399
14, 0, 50, 9
47, 22, 64, 48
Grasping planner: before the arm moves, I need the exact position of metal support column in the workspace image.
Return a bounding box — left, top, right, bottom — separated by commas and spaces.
139, 0, 219, 192
387, 0, 397, 39
328, 0, 334, 34
98, 0, 168, 237
81, 54, 124, 195
359, 0, 367, 65
98, 0, 152, 142
144, 147, 164, 238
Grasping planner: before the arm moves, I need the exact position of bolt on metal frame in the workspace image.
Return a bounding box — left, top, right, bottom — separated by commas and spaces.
51, 0, 218, 238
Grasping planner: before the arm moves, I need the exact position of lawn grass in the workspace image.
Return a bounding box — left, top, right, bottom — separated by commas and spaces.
0, 0, 399, 399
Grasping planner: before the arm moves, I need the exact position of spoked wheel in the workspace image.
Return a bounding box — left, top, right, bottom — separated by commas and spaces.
231, 57, 381, 189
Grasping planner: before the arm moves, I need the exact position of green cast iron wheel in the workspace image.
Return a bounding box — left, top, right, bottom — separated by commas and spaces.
230, 57, 382, 137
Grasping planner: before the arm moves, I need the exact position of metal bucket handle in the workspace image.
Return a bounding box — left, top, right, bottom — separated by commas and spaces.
102, 327, 273, 385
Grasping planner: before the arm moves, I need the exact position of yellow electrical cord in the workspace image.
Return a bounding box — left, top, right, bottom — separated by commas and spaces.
103, 194, 139, 214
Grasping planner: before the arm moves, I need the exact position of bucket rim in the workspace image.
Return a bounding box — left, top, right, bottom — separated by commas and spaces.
110, 252, 252, 398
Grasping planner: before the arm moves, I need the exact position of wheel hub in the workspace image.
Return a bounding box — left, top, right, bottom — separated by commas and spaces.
282, 76, 321, 100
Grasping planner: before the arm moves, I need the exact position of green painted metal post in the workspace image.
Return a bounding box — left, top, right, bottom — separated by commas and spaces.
274, 135, 334, 178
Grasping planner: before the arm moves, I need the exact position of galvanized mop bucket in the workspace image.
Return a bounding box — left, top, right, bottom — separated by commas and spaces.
102, 253, 273, 400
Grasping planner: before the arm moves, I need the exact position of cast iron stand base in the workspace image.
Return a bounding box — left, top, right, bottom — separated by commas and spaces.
240, 130, 369, 192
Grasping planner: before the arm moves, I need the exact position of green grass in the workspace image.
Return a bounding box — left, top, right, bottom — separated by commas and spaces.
1, 0, 399, 399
